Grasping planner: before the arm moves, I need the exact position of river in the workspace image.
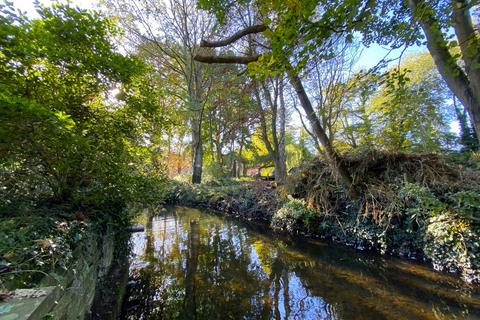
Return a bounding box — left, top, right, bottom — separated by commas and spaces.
121, 206, 480, 319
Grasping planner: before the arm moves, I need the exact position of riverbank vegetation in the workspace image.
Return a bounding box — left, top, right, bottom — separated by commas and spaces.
167, 151, 480, 284
1, 0, 480, 290
0, 2, 168, 288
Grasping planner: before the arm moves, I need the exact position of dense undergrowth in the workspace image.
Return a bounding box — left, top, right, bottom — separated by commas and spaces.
0, 3, 169, 291
0, 205, 90, 289
0, 175, 167, 290
1, 201, 132, 290
169, 151, 480, 284
166, 179, 277, 222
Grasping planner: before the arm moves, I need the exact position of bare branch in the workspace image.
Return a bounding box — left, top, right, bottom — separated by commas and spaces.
194, 54, 261, 64
200, 24, 267, 48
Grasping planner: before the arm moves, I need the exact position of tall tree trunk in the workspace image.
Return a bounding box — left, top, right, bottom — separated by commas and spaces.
260, 78, 288, 184
191, 115, 203, 184
253, 80, 280, 182
238, 134, 245, 177
189, 58, 205, 184
276, 79, 287, 184
216, 140, 223, 164
408, 0, 480, 141
288, 71, 356, 194
208, 115, 215, 163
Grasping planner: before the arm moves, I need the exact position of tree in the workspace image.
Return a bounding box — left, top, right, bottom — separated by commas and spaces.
105, 0, 216, 183
0, 2, 168, 210
338, 72, 379, 150
235, 0, 480, 142
453, 95, 479, 151
202, 64, 257, 178
194, 10, 358, 194
253, 76, 288, 184
301, 39, 360, 147
366, 53, 455, 151
407, 0, 480, 142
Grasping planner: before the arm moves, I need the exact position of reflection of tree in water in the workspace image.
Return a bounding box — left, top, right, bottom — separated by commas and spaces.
122, 208, 341, 319
122, 210, 163, 319
184, 220, 199, 318
122, 207, 479, 320
123, 208, 268, 319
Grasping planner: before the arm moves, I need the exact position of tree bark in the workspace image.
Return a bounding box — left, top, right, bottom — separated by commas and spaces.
256, 79, 288, 184
408, 0, 480, 141
200, 24, 267, 48
195, 54, 260, 65
191, 116, 203, 184
452, 0, 480, 141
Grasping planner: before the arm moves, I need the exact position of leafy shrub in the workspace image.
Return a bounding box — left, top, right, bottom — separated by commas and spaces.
203, 163, 229, 181
399, 182, 446, 221
0, 3, 168, 219
166, 180, 277, 221
271, 196, 317, 234
448, 190, 480, 221
424, 213, 480, 284
0, 211, 88, 289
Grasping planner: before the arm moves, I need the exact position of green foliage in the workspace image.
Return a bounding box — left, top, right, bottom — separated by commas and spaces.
271, 196, 317, 234
166, 180, 277, 221
424, 214, 480, 283
0, 208, 88, 288
454, 101, 479, 151
399, 182, 447, 221
367, 53, 454, 151
0, 2, 168, 214
203, 162, 230, 181
199, 0, 424, 75
448, 190, 480, 221
0, 2, 171, 288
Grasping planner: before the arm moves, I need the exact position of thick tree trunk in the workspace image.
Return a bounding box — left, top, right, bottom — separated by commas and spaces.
188, 57, 205, 184
408, 0, 480, 141
191, 116, 203, 184
254, 81, 275, 155
452, 0, 480, 141
288, 71, 356, 193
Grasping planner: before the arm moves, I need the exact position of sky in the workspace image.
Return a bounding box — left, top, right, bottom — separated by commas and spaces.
356, 43, 425, 71
13, 0, 97, 17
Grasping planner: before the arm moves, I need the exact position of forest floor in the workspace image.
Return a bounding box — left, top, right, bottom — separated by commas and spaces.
166, 151, 480, 285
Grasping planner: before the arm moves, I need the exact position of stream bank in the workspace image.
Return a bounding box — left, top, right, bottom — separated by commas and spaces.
121, 206, 480, 319
166, 152, 480, 285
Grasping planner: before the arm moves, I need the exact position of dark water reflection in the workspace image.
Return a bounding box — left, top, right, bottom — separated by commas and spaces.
122, 206, 480, 320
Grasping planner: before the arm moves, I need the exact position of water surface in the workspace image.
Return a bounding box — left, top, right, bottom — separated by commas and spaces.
122, 206, 480, 319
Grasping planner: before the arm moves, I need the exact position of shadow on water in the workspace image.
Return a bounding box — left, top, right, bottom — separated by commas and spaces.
121, 206, 480, 320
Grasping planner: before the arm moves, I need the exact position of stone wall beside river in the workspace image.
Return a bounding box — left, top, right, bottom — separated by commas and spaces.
0, 228, 128, 320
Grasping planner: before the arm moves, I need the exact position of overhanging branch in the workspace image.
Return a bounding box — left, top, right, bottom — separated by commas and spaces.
194, 54, 261, 64
200, 24, 267, 48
